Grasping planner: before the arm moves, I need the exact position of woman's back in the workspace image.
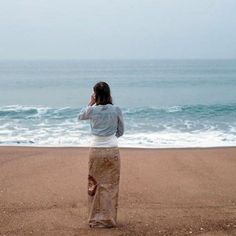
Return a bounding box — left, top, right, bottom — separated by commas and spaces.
79, 104, 124, 137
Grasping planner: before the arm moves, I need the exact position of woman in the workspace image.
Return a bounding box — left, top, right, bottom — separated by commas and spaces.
78, 81, 124, 228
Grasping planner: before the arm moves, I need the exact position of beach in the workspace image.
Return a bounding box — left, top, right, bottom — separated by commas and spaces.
0, 147, 236, 235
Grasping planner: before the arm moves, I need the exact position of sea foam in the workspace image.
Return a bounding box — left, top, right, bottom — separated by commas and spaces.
0, 104, 236, 148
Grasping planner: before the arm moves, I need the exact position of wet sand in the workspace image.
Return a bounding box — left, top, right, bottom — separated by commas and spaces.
0, 147, 236, 235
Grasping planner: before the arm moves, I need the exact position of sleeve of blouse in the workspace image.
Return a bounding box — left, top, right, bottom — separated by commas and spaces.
115, 107, 124, 138
78, 106, 93, 120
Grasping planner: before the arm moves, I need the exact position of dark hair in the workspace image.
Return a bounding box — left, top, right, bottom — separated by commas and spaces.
93, 81, 113, 105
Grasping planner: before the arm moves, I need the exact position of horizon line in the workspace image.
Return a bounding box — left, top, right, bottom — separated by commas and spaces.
0, 58, 236, 61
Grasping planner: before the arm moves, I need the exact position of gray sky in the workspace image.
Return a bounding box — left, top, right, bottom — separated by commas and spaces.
0, 0, 235, 60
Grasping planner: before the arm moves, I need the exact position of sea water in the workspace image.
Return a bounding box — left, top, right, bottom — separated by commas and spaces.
0, 59, 236, 148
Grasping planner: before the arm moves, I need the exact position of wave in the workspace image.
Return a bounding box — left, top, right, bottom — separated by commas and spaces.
0, 130, 236, 148
123, 103, 236, 115
1, 103, 236, 117
0, 104, 236, 148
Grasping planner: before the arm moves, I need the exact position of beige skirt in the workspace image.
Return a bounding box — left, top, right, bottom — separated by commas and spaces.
88, 147, 120, 228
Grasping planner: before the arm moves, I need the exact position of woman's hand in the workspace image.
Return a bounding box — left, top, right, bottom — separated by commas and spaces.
88, 93, 96, 106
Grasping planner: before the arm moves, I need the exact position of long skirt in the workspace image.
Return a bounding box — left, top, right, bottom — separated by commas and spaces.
88, 147, 120, 228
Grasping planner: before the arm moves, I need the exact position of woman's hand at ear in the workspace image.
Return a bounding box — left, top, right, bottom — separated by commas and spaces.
88, 93, 96, 106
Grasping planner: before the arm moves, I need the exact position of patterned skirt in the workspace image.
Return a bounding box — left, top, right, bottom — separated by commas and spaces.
88, 147, 120, 228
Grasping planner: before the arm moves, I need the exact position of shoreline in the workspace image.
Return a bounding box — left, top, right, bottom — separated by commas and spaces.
0, 145, 236, 150
1, 146, 236, 235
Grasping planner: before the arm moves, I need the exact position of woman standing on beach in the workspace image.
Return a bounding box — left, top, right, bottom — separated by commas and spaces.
78, 81, 124, 228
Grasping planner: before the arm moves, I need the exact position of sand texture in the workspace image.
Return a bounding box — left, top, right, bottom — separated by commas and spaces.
0, 147, 236, 235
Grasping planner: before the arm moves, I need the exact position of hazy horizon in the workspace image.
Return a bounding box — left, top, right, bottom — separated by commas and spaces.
0, 0, 236, 60
0, 58, 236, 62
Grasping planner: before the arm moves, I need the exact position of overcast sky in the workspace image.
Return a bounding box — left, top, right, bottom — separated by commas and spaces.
0, 0, 235, 60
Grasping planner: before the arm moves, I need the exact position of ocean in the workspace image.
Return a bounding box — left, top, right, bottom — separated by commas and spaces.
0, 59, 236, 148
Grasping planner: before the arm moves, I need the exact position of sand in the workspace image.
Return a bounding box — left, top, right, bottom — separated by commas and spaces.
0, 146, 236, 236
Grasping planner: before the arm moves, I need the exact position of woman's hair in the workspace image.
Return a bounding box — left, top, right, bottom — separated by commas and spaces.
93, 81, 113, 105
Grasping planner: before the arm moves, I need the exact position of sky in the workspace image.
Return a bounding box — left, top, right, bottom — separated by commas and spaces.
0, 0, 235, 60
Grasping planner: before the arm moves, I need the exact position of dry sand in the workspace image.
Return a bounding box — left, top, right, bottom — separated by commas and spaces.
0, 147, 236, 236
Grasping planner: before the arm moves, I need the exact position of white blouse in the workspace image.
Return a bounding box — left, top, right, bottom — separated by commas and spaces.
90, 134, 118, 147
